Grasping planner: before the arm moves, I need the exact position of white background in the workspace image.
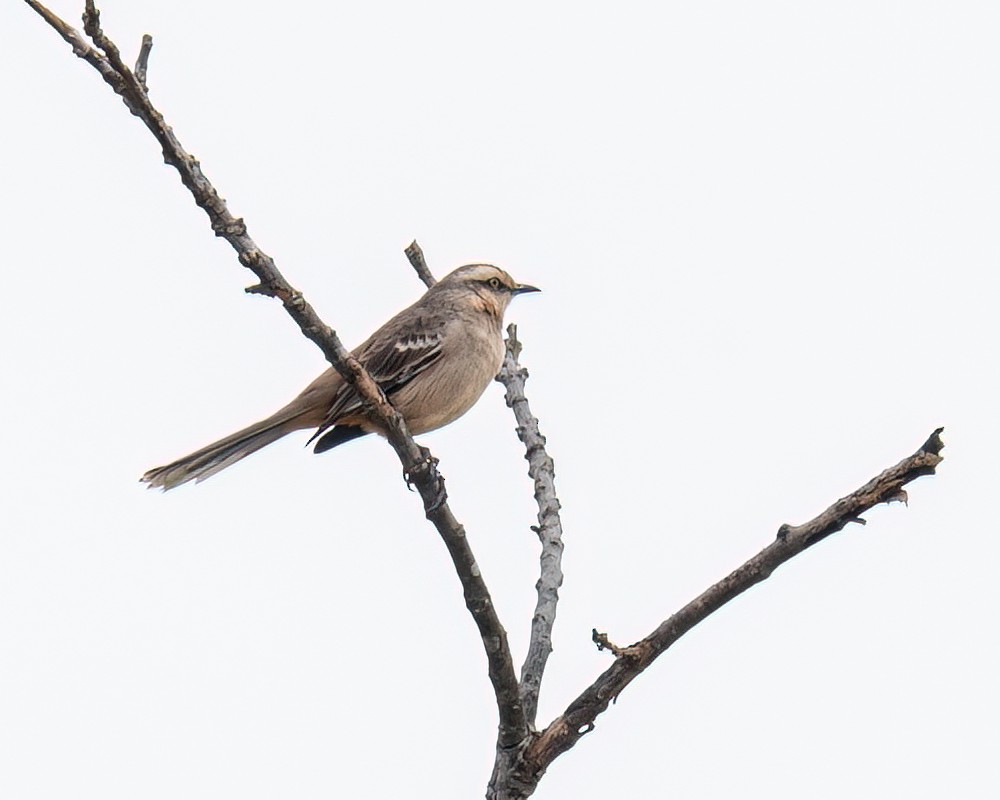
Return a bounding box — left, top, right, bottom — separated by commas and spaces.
1, 1, 997, 797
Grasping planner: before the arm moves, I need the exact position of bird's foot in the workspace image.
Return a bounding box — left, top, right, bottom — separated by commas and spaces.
404, 446, 448, 513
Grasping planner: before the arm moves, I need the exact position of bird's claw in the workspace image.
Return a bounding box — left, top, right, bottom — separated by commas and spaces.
423, 474, 448, 514
404, 447, 437, 489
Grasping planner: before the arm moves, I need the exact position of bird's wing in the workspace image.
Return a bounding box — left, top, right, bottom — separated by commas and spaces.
364, 328, 447, 396
309, 318, 446, 440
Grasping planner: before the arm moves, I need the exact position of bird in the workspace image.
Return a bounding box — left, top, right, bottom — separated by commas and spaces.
141, 264, 540, 490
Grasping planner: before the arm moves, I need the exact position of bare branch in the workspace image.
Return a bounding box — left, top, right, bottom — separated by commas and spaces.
497, 324, 565, 729
26, 0, 527, 748
512, 429, 944, 790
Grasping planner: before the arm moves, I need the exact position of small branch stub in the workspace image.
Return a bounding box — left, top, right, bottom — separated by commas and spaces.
134, 33, 152, 88
405, 240, 436, 289
921, 427, 945, 456
592, 630, 629, 658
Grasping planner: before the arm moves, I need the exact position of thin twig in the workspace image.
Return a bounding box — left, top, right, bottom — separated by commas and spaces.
405, 240, 435, 289
82, 0, 132, 88
26, 0, 527, 749
134, 33, 152, 88
497, 324, 565, 729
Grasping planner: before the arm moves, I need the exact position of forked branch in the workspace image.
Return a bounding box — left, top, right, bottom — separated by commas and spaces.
509, 429, 944, 794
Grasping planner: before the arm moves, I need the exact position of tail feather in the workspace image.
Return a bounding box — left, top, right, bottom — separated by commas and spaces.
141, 412, 306, 491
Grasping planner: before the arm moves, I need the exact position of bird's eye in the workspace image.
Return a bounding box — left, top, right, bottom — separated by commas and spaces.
488, 277, 502, 290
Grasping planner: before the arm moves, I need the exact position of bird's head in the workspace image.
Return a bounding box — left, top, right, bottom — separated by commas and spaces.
436, 264, 540, 319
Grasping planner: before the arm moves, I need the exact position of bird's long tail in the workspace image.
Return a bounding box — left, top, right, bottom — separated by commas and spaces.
141, 409, 312, 491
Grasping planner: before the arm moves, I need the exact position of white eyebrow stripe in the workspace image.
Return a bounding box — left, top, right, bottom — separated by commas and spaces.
456, 264, 504, 283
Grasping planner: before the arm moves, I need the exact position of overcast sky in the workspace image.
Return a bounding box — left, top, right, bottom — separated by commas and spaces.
2, 1, 998, 798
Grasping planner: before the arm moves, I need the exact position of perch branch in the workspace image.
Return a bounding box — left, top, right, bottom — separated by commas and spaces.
26, 0, 526, 748
508, 429, 945, 794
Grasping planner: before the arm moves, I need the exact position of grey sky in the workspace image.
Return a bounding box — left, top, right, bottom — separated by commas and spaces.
2, 1, 997, 797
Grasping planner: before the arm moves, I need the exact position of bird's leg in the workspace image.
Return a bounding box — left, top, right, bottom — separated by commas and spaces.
404, 445, 448, 513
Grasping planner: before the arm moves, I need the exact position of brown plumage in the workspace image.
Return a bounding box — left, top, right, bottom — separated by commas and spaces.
141, 264, 539, 490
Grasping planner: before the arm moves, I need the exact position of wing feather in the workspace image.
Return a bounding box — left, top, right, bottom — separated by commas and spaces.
307, 318, 446, 443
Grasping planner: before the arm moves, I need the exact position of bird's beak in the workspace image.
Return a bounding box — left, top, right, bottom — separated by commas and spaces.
512, 283, 541, 295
